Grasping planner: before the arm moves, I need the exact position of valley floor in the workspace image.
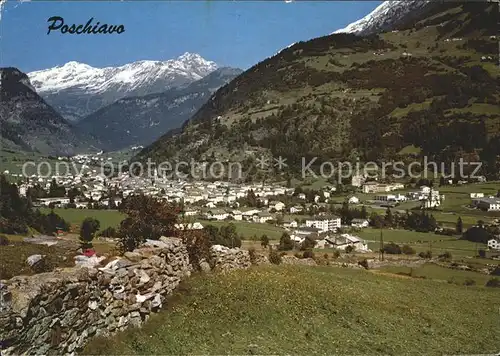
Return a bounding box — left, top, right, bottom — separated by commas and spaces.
84, 265, 500, 355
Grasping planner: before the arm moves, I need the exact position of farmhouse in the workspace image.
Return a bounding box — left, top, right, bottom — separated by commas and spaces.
472, 197, 500, 211
283, 220, 298, 229
253, 212, 273, 224
206, 209, 228, 221
268, 201, 285, 211
351, 218, 369, 228
325, 234, 369, 251
290, 205, 304, 214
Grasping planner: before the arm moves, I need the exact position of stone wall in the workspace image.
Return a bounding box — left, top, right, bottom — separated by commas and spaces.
0, 239, 264, 355
209, 245, 253, 272
0, 237, 190, 355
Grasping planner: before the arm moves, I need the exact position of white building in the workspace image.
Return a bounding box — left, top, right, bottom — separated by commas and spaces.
362, 182, 405, 194
348, 196, 360, 204
305, 216, 341, 232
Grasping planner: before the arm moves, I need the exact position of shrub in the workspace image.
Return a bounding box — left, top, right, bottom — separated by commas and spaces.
117, 195, 179, 252
79, 217, 100, 249
401, 244, 416, 255
358, 258, 369, 269
30, 258, 54, 274
438, 251, 452, 260
294, 252, 302, 259
485, 277, 500, 288
323, 253, 329, 260
181, 230, 211, 271
418, 251, 432, 259
269, 249, 282, 265
278, 232, 294, 251
98, 227, 117, 238
332, 250, 341, 259
383, 242, 402, 254
248, 247, 257, 265
0, 234, 10, 246
302, 250, 315, 259
345, 245, 355, 254
463, 278, 476, 286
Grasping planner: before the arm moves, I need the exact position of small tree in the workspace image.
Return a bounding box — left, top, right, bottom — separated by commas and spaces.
383, 242, 402, 254
278, 232, 294, 251
485, 278, 500, 288
80, 217, 100, 249
301, 235, 316, 250
302, 249, 315, 259
269, 248, 282, 265
438, 251, 452, 260
345, 245, 355, 254
401, 244, 416, 255
418, 250, 432, 259
260, 234, 269, 248
456, 217, 463, 235
0, 234, 10, 246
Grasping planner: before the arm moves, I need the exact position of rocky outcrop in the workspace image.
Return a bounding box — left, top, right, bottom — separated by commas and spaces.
0, 237, 189, 355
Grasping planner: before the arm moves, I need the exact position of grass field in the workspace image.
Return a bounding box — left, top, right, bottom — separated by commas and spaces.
378, 263, 494, 286
39, 208, 126, 232
358, 228, 488, 258
200, 219, 285, 240
84, 265, 500, 355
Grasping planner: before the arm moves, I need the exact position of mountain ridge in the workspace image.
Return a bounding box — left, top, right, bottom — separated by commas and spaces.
27, 52, 218, 122
76, 67, 243, 151
0, 67, 97, 155
137, 2, 499, 179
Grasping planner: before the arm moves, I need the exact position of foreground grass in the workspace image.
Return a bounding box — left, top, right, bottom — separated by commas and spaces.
85, 265, 500, 355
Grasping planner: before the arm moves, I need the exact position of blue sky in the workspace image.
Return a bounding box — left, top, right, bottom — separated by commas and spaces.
0, 1, 380, 72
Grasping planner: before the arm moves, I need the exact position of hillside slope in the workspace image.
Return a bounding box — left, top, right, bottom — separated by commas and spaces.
76, 68, 242, 151
84, 265, 500, 355
138, 2, 499, 177
0, 68, 96, 155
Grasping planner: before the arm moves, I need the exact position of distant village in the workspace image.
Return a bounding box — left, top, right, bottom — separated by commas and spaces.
4, 151, 500, 252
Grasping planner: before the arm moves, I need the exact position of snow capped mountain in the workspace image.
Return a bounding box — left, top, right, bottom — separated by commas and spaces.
334, 0, 430, 35
27, 52, 218, 122
76, 67, 242, 151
